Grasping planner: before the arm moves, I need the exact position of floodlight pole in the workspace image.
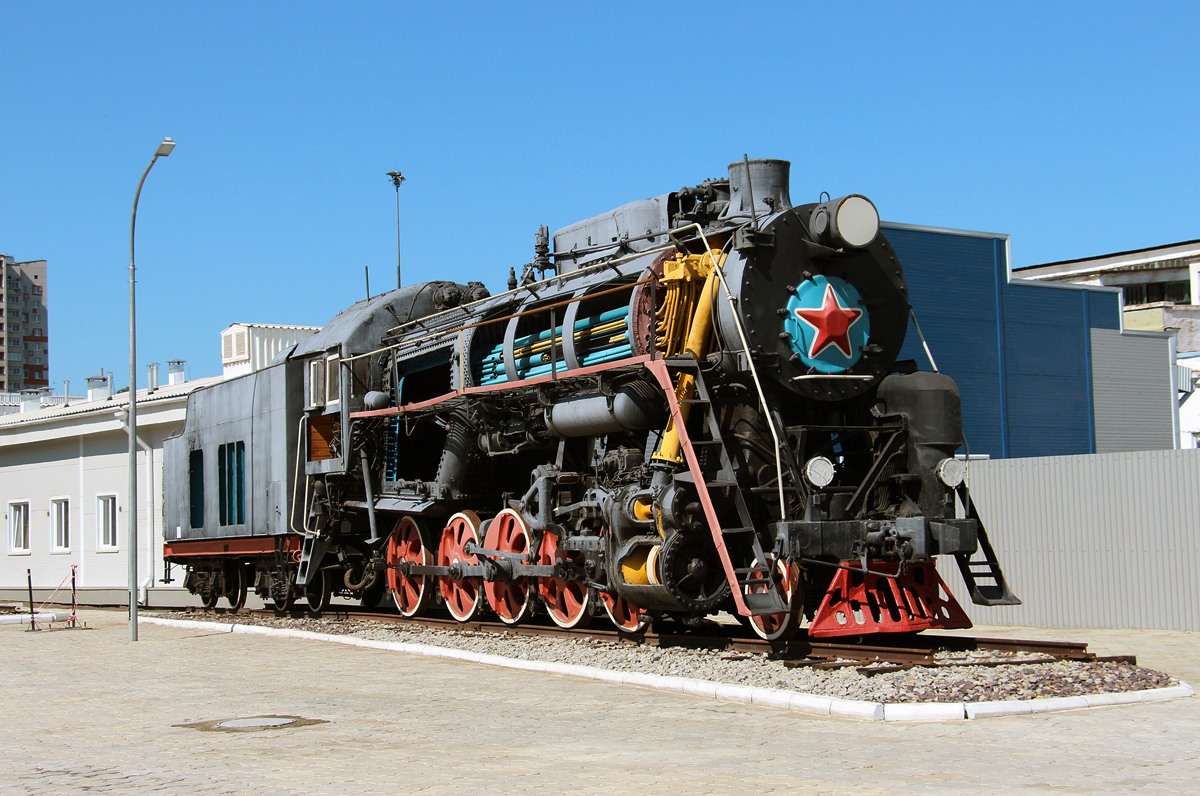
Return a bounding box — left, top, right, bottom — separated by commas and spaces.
387, 171, 405, 289
128, 136, 175, 642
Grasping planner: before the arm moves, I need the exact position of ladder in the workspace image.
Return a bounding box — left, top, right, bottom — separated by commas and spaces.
654, 357, 788, 615
953, 484, 1022, 606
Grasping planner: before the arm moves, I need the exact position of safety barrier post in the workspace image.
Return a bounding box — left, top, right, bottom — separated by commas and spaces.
71, 565, 79, 629
26, 569, 38, 632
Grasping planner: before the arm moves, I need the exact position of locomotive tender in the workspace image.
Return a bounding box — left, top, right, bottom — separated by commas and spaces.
163, 158, 1019, 640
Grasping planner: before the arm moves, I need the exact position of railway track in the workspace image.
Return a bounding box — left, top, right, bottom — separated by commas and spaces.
172, 605, 1131, 672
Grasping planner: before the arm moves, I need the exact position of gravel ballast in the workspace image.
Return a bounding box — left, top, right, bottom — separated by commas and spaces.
147, 611, 1180, 705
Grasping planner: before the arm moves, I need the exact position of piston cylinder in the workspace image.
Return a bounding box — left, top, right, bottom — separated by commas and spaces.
544, 382, 665, 438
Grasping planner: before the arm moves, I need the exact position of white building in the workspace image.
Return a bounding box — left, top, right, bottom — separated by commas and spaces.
1, 321, 322, 606
0, 373, 222, 605
220, 323, 320, 379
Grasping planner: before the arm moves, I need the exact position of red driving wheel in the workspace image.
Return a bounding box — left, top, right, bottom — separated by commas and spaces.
600, 591, 649, 634
483, 509, 534, 625
536, 530, 592, 629
387, 516, 433, 618
438, 511, 485, 622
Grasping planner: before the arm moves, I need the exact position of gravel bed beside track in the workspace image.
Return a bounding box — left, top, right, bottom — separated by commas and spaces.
151, 611, 1176, 703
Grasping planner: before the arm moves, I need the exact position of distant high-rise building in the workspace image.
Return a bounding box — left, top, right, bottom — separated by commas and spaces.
1, 255, 49, 392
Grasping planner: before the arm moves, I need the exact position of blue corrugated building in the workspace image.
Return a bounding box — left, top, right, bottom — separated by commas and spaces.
881, 224, 1176, 459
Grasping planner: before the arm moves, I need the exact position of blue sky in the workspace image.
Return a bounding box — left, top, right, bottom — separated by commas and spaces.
2, 2, 1197, 390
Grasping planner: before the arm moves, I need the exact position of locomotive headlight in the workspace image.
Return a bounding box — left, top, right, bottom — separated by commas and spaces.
803, 456, 836, 488
809, 194, 880, 249
935, 457, 967, 489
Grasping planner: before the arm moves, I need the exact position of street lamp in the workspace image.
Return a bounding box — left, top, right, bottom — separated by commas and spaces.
386, 170, 405, 289
128, 136, 174, 642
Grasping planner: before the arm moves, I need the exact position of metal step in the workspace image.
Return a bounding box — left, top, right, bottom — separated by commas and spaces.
742, 590, 789, 614
954, 486, 1022, 607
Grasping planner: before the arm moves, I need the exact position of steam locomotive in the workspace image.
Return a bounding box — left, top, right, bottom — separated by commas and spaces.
163, 158, 1019, 640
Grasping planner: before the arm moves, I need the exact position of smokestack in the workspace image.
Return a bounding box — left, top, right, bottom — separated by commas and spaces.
167, 360, 186, 386
147, 362, 160, 393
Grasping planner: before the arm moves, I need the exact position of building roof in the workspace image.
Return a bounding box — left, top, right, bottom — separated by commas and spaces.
1017, 239, 1200, 274
0, 375, 223, 430
223, 322, 322, 331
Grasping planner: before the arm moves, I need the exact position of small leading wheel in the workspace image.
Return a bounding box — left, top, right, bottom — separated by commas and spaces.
224, 564, 248, 612
388, 516, 435, 617
746, 558, 804, 642
600, 591, 649, 634
201, 576, 221, 610
483, 509, 534, 625
438, 511, 485, 622
271, 567, 295, 612
536, 530, 592, 629
305, 568, 333, 614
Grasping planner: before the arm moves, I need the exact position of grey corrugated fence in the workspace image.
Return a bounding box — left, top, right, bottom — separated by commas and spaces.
942, 448, 1200, 630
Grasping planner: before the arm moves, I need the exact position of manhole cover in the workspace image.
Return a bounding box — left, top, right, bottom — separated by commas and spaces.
218, 717, 296, 729
174, 715, 327, 733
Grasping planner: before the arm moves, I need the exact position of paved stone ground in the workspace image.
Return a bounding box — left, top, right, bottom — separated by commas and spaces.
2, 610, 1197, 795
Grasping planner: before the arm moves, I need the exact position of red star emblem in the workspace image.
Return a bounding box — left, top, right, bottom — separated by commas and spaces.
794, 284, 863, 359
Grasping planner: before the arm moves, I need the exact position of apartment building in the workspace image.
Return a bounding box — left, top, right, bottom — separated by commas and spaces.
1, 255, 49, 392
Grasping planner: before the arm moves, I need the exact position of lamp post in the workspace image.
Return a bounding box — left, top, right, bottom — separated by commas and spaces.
128, 136, 175, 642
386, 170, 405, 289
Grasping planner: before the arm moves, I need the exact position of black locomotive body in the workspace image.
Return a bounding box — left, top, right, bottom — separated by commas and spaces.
164, 158, 1018, 639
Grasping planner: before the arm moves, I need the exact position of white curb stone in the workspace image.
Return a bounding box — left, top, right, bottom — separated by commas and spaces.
965, 699, 1033, 719
681, 678, 719, 698
750, 688, 794, 710
884, 702, 966, 722
1084, 692, 1139, 708
1028, 696, 1091, 714
713, 683, 755, 703
789, 692, 833, 716
136, 617, 1194, 722
1140, 683, 1194, 701
830, 700, 885, 721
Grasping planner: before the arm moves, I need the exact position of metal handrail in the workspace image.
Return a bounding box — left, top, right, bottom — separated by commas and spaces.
666, 223, 787, 520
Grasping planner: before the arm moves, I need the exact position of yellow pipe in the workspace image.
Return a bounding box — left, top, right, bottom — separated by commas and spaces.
511, 319, 629, 358
653, 252, 722, 464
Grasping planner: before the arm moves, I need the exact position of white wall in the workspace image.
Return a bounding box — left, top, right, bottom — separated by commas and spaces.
0, 406, 194, 604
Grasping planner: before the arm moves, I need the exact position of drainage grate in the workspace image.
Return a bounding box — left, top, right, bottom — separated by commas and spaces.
174, 715, 328, 733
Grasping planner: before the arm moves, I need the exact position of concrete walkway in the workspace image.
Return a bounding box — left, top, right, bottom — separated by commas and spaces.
3, 610, 1197, 795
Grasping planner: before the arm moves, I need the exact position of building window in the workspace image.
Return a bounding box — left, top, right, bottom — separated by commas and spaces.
51, 498, 69, 552
97, 494, 118, 550
32, 285, 41, 295
326, 354, 341, 404
1123, 281, 1193, 307
308, 358, 325, 407
8, 502, 29, 554
189, 450, 204, 528
32, 328, 41, 336
221, 327, 249, 364
217, 441, 245, 526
